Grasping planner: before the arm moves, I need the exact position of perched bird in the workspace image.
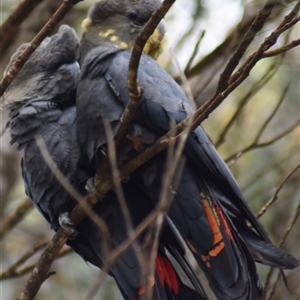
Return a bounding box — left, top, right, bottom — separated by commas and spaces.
2, 25, 208, 300
76, 0, 299, 299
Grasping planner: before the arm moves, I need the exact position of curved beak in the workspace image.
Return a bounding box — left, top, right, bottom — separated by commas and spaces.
156, 19, 166, 42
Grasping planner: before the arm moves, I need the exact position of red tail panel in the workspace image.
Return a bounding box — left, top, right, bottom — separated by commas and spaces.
156, 253, 179, 294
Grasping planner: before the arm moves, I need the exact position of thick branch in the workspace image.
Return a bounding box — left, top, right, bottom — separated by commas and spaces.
17, 229, 72, 300
0, 0, 83, 98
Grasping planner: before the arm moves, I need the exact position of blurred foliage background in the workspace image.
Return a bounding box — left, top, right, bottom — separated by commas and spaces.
1, 0, 299, 299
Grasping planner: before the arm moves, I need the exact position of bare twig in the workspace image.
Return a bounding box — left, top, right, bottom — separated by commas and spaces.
83, 271, 104, 300
262, 38, 300, 57
0, 244, 72, 280
1, 240, 48, 280
170, 0, 202, 60
242, 146, 299, 193
0, 0, 44, 46
0, 0, 83, 98
257, 164, 300, 219
1, 240, 71, 280
104, 123, 146, 286
225, 119, 299, 163
192, 58, 226, 99
184, 30, 205, 75
215, 58, 282, 148
216, 0, 276, 94
16, 226, 72, 299
83, 205, 169, 298
228, 7, 300, 87
186, 8, 258, 79
253, 83, 289, 144
263, 200, 300, 300
0, 198, 33, 239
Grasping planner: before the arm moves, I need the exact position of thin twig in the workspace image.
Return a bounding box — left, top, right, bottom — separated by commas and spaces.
215, 58, 282, 148
1, 241, 71, 280
186, 8, 258, 79
262, 38, 300, 57
104, 123, 146, 286
83, 271, 104, 300
0, 240, 48, 280
263, 200, 300, 300
257, 164, 300, 219
228, 8, 300, 87
216, 0, 276, 94
242, 146, 299, 193
0, 198, 33, 239
253, 83, 290, 144
184, 30, 205, 75
225, 119, 299, 163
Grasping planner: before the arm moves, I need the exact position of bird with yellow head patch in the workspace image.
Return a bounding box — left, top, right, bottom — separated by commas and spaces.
77, 1, 298, 299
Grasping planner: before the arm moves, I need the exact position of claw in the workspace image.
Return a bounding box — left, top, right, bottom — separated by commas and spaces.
85, 178, 104, 199
59, 212, 79, 239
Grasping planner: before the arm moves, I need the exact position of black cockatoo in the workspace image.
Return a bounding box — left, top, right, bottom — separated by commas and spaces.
2, 25, 207, 300
76, 1, 299, 299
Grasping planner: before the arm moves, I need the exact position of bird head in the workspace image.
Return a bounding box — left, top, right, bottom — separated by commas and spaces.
1, 25, 80, 109
80, 0, 166, 61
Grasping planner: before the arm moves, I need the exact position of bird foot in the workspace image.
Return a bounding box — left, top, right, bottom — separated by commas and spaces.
85, 178, 104, 199
59, 212, 79, 239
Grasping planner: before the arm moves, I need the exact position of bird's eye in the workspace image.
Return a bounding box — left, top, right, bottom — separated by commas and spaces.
38, 63, 47, 72
126, 11, 138, 22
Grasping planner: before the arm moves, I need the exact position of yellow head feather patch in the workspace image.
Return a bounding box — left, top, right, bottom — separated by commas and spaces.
82, 18, 92, 30
99, 29, 116, 38
98, 29, 129, 49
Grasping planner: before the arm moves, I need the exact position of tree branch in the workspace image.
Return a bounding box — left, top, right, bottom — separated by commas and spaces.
257, 164, 300, 219
262, 38, 300, 57
0, 198, 33, 239
225, 119, 299, 163
215, 58, 282, 148
216, 0, 276, 94
263, 200, 300, 300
